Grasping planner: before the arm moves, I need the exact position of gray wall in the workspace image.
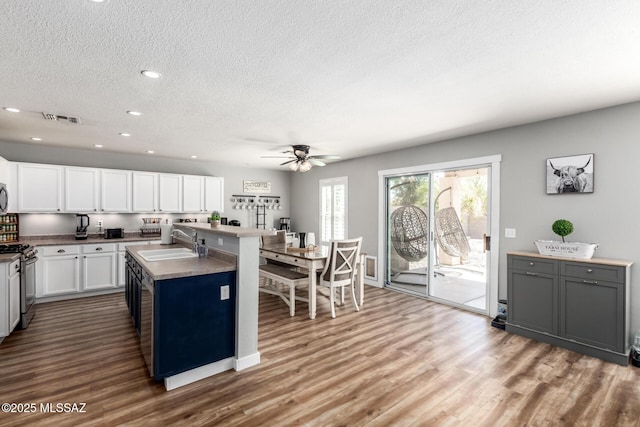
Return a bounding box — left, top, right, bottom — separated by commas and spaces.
0, 141, 291, 234
290, 101, 640, 332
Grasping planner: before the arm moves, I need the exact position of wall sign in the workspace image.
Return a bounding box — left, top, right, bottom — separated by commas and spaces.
243, 180, 271, 194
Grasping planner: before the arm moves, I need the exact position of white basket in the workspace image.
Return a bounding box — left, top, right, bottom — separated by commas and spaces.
534, 240, 599, 260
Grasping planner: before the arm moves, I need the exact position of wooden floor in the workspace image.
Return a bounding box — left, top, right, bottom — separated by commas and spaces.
1, 287, 639, 427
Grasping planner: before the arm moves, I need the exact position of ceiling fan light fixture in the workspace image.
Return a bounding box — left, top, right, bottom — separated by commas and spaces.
299, 160, 312, 172
289, 161, 300, 171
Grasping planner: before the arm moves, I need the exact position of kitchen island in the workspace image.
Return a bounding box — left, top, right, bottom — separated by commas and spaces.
127, 224, 274, 390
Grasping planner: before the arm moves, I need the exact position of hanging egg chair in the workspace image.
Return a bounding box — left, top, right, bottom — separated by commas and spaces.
390, 205, 429, 262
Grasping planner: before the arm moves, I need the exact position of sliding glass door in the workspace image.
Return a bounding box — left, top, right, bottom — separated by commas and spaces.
384, 164, 493, 313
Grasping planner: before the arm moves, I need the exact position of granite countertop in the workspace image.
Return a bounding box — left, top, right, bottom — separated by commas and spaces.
174, 223, 276, 238
126, 243, 237, 280
0, 253, 21, 263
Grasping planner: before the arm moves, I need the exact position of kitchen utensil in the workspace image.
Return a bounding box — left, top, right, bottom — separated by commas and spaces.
75, 214, 90, 240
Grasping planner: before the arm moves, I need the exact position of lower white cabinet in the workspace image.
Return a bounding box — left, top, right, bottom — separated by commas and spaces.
37, 243, 117, 297
1, 258, 21, 338
36, 241, 158, 298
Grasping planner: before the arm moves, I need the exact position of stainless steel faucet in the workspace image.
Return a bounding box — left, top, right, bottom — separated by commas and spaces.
171, 228, 198, 252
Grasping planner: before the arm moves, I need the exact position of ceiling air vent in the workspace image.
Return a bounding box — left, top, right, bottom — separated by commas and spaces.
42, 112, 81, 124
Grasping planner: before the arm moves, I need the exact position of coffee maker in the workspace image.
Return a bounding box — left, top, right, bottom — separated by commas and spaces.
279, 217, 291, 232
75, 214, 90, 240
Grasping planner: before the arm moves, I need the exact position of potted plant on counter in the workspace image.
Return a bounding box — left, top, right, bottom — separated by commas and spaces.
210, 211, 221, 227
534, 218, 598, 259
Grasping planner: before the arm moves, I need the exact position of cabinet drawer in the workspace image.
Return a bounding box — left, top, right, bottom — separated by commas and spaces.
561, 262, 625, 283
9, 259, 20, 276
509, 256, 557, 275
82, 243, 116, 253
40, 245, 80, 256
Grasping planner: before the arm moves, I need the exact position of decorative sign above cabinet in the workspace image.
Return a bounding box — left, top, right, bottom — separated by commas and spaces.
243, 180, 271, 194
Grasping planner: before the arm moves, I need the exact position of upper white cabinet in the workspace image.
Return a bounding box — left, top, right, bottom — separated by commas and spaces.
183, 175, 204, 213
158, 174, 182, 212
14, 162, 224, 214
132, 172, 158, 212
205, 177, 224, 212
101, 170, 132, 212
65, 167, 99, 212
17, 163, 63, 212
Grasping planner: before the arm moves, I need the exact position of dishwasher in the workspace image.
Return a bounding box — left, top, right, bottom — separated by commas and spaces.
140, 270, 154, 377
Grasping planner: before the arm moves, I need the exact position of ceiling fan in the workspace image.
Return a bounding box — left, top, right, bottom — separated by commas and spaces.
262, 145, 341, 172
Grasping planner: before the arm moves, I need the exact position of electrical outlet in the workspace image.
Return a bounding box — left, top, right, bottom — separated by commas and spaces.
505, 228, 516, 238
220, 285, 230, 300
97, 220, 103, 227
218, 238, 223, 246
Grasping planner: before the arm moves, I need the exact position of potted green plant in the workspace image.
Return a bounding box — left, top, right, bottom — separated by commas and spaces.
210, 211, 221, 228
534, 218, 598, 259
552, 219, 573, 242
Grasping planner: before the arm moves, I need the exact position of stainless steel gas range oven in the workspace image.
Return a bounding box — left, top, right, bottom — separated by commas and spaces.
0, 244, 38, 328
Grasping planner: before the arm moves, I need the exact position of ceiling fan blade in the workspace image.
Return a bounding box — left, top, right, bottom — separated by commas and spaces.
261, 155, 294, 159
280, 159, 298, 166
308, 159, 326, 167
309, 154, 341, 160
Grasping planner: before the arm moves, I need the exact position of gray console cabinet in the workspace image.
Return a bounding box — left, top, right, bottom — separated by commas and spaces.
507, 251, 632, 366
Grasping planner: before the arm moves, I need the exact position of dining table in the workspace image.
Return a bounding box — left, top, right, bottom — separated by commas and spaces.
259, 244, 365, 319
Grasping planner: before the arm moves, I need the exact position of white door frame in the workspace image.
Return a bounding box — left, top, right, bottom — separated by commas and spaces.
377, 155, 502, 317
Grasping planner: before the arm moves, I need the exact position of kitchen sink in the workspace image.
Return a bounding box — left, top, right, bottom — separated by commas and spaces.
137, 248, 198, 262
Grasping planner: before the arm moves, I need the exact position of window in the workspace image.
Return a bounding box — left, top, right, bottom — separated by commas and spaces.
319, 177, 348, 244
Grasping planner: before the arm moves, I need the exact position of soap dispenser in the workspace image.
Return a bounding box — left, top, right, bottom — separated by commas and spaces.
198, 239, 208, 257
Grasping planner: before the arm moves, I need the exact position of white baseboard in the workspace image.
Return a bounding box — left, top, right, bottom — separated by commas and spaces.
234, 351, 261, 371
164, 357, 235, 391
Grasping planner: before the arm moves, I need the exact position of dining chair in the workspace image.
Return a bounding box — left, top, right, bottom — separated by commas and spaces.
318, 237, 362, 318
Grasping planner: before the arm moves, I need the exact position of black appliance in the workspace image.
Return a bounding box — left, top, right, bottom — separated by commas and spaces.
105, 228, 124, 239
229, 220, 241, 227
279, 217, 290, 231
75, 214, 90, 240
0, 244, 38, 329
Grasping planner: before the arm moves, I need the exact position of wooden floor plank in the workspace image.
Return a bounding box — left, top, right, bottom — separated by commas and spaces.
1, 287, 640, 426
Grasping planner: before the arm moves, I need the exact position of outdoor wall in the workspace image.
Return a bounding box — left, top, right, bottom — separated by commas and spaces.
289, 101, 640, 332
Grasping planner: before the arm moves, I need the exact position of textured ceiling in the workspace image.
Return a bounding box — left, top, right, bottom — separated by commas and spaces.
1, 1, 639, 170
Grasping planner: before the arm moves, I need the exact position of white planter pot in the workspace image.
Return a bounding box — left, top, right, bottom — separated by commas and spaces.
534, 240, 599, 260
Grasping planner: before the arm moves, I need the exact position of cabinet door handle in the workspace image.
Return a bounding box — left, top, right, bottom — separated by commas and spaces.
529, 262, 534, 266
57, 249, 66, 253
95, 247, 103, 251
587, 268, 593, 273
526, 272, 538, 276
582, 280, 598, 285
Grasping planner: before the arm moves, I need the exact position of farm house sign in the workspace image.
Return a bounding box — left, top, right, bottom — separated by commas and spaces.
243, 180, 271, 194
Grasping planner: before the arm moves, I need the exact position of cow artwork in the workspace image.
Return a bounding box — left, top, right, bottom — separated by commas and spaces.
546, 154, 594, 194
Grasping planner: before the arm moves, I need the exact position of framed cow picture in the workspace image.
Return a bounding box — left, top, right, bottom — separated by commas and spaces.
546, 153, 594, 194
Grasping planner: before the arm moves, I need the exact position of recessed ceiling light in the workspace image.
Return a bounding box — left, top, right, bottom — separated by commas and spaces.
146, 150, 155, 154
190, 155, 198, 159
127, 110, 142, 116
141, 70, 162, 79
89, 0, 106, 3
31, 137, 42, 141
94, 144, 103, 148
119, 133, 131, 137
3, 107, 20, 113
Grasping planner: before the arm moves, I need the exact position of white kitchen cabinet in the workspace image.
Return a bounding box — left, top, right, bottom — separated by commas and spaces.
82, 245, 117, 291
65, 167, 100, 212
16, 163, 63, 212
183, 175, 205, 213
1, 259, 21, 339
101, 169, 132, 212
132, 171, 158, 212
39, 245, 81, 297
204, 176, 224, 212
158, 174, 182, 212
